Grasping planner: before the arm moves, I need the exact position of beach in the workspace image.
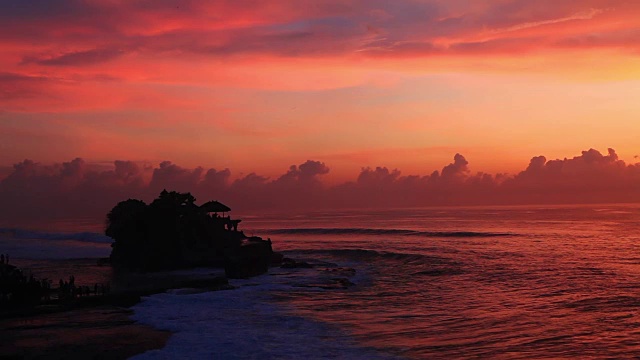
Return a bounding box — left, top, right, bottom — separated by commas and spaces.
1, 306, 170, 360
4, 204, 640, 358
3, 1, 640, 357
0, 257, 229, 360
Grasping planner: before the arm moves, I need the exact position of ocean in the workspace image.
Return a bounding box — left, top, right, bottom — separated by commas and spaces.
4, 204, 640, 359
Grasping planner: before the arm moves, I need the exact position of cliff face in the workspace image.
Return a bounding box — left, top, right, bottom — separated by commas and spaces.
106, 191, 275, 277
223, 238, 274, 278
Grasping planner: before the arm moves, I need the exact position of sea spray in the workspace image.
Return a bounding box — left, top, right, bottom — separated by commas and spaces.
130, 269, 397, 359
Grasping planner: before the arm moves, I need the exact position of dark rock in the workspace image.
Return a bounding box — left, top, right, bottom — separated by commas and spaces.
224, 241, 273, 279
281, 258, 314, 269
106, 191, 277, 278
295, 277, 355, 290
332, 277, 355, 288
270, 252, 285, 266
322, 267, 356, 276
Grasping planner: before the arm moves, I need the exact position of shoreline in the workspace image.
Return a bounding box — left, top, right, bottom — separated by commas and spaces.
1, 305, 172, 360
1, 266, 232, 359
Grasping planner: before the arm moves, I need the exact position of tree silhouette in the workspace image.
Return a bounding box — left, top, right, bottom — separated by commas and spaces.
106, 198, 148, 268
106, 190, 275, 275
107, 190, 236, 271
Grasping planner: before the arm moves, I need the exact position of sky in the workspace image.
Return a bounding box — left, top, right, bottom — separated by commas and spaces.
2, 0, 640, 222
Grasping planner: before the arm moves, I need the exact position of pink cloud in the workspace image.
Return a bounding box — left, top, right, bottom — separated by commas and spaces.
2, 148, 640, 227
2, 3, 640, 226
2, 1, 639, 65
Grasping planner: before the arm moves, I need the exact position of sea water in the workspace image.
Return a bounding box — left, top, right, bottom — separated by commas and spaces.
5, 204, 640, 359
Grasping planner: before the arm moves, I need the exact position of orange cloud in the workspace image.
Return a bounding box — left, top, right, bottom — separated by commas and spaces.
2, 148, 640, 226
2, 1, 640, 191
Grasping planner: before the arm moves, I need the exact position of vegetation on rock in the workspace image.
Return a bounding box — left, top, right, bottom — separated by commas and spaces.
106, 190, 274, 276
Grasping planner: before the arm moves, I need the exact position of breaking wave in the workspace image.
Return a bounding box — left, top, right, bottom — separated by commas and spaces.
265, 227, 515, 238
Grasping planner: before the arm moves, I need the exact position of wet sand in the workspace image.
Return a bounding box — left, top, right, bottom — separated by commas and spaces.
1, 305, 170, 360
1, 267, 231, 359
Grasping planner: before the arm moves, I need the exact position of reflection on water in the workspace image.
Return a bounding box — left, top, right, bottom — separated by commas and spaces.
6, 204, 640, 358
244, 204, 640, 358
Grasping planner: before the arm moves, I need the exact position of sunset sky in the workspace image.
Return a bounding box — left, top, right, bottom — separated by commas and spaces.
2, 0, 640, 184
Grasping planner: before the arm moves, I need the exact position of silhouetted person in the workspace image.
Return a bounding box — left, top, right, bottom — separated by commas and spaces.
44, 288, 49, 301
1, 254, 4, 264
42, 280, 50, 301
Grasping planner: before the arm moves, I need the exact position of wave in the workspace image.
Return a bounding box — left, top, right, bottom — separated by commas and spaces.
131, 277, 396, 359
287, 248, 465, 279
290, 248, 456, 264
0, 228, 112, 244
266, 227, 515, 238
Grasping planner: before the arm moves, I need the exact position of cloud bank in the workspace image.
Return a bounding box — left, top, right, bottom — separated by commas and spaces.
3, 1, 639, 61
2, 0, 639, 174
3, 0, 640, 108
2, 148, 639, 225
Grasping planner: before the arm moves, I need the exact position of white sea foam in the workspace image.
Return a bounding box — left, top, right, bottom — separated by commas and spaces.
130, 270, 394, 359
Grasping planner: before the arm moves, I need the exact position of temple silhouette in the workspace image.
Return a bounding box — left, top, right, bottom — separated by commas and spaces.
106, 190, 278, 277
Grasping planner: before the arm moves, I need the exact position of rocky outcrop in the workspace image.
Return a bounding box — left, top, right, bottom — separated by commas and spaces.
224, 239, 273, 279
280, 257, 314, 269
106, 190, 278, 278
